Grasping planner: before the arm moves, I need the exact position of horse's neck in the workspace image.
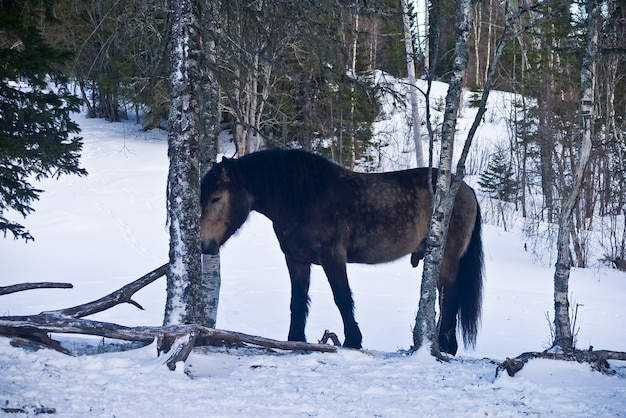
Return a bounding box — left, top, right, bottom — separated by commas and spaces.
248, 190, 292, 226
243, 169, 298, 224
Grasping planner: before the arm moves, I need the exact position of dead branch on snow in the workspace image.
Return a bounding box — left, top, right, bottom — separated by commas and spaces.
0, 263, 338, 368
497, 347, 626, 377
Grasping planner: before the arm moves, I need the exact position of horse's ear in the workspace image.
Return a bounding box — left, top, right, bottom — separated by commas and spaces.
219, 158, 231, 183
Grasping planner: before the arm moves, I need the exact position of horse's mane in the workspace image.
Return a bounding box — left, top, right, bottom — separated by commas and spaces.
226, 149, 341, 212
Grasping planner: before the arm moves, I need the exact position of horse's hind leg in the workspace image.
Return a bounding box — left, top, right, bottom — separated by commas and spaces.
321, 256, 362, 349
285, 256, 311, 342
437, 252, 461, 355
437, 283, 460, 355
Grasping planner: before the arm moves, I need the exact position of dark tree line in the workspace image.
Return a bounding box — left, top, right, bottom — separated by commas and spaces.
35, 0, 408, 168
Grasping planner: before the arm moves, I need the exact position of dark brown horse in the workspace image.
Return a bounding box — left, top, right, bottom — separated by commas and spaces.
200, 149, 483, 355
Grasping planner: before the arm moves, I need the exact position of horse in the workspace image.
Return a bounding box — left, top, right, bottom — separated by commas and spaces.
200, 149, 483, 355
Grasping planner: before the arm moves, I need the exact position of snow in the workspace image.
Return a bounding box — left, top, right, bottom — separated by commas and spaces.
2, 100, 626, 416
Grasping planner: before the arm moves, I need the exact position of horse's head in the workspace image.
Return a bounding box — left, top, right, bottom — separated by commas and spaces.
200, 158, 252, 255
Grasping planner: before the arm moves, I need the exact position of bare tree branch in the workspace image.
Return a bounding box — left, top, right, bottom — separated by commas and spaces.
497, 348, 626, 377
0, 262, 338, 366
51, 264, 168, 318
0, 282, 73, 296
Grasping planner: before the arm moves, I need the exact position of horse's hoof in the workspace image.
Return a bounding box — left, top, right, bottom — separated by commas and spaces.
438, 328, 458, 355
288, 333, 306, 343
343, 339, 362, 349
438, 334, 458, 356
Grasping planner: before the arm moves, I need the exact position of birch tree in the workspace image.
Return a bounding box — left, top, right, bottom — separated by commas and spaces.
412, 0, 536, 357
163, 0, 206, 326
413, 0, 475, 358
199, 0, 222, 328
401, 0, 425, 167
552, 0, 598, 353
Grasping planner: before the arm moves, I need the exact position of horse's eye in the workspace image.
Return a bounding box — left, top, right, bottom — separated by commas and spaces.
211, 197, 221, 204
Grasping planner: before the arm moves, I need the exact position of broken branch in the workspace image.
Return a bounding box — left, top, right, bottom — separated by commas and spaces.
0, 263, 338, 366
0, 282, 73, 296
50, 263, 168, 318
497, 348, 626, 377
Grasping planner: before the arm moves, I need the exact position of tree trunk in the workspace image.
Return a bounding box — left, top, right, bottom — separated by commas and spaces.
401, 0, 425, 167
198, 0, 222, 329
473, 4, 481, 87
552, 0, 598, 354
413, 0, 474, 358
164, 0, 207, 326
348, 4, 359, 169
538, 17, 558, 224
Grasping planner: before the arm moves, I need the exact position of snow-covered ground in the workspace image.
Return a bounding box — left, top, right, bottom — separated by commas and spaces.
1, 85, 626, 416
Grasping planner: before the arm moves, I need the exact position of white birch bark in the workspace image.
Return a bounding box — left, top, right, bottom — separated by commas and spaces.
348, 4, 359, 169
413, 0, 474, 357
199, 0, 222, 328
552, 0, 598, 353
401, 0, 425, 167
412, 1, 552, 356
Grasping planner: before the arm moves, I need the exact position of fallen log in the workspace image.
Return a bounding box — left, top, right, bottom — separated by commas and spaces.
0, 263, 338, 367
497, 347, 626, 377
0, 314, 338, 354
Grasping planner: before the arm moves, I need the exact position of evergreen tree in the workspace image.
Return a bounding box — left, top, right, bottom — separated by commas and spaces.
478, 148, 518, 202
0, 0, 86, 241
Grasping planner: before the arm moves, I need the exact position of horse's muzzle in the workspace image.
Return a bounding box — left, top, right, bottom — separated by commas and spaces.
201, 239, 220, 255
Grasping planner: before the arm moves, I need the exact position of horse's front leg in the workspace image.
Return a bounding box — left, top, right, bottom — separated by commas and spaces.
321, 256, 362, 349
285, 256, 311, 342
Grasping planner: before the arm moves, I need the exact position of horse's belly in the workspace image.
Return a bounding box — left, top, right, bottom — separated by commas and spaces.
344, 219, 427, 264
346, 239, 418, 264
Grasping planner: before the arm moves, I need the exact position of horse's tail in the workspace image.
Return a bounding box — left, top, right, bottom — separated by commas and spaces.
457, 198, 484, 348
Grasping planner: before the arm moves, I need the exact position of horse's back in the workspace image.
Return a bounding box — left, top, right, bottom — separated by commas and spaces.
330, 167, 477, 265
326, 168, 429, 264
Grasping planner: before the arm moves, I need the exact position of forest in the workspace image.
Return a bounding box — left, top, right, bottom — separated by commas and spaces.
5, 0, 623, 269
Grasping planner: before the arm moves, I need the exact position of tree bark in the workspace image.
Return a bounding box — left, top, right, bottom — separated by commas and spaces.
552, 0, 598, 354
164, 0, 206, 326
348, 3, 359, 169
